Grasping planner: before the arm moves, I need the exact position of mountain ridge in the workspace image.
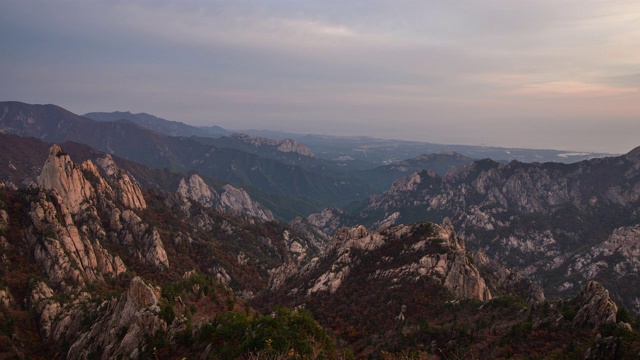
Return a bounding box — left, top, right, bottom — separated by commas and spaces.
83, 110, 229, 138
2, 100, 640, 358
0, 101, 378, 218
351, 147, 640, 313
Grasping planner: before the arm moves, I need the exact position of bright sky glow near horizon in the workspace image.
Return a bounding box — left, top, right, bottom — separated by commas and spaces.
1, 0, 639, 153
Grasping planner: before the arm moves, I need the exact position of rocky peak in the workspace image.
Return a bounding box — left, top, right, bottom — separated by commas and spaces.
176, 174, 274, 221
123, 276, 161, 310
289, 217, 331, 253
27, 145, 169, 292
392, 172, 425, 192
573, 281, 618, 329
276, 139, 314, 157
438, 218, 463, 249
301, 221, 491, 301
230, 133, 315, 157
80, 160, 111, 191
176, 174, 218, 207
96, 155, 147, 210
329, 225, 385, 252
37, 145, 95, 214
306, 207, 346, 237
219, 184, 275, 221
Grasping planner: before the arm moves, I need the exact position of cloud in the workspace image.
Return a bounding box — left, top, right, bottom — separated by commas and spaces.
1, 0, 639, 153
511, 81, 638, 98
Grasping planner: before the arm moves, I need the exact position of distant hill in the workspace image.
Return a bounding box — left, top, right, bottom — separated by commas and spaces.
84, 111, 229, 137
82, 109, 612, 164
242, 130, 613, 164
85, 111, 378, 173
0, 102, 375, 218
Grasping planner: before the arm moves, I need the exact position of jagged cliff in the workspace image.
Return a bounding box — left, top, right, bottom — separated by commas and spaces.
288, 207, 348, 252
293, 220, 492, 301
32, 277, 168, 359
258, 217, 640, 358
356, 147, 640, 309
177, 173, 274, 221
0, 144, 323, 358
260, 220, 493, 356
28, 145, 167, 293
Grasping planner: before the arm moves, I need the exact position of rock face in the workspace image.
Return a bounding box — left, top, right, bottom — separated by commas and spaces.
306, 207, 348, 237
37, 144, 95, 214
566, 225, 640, 313
219, 184, 274, 221
573, 281, 618, 329
267, 229, 321, 290
96, 154, 147, 210
287, 207, 348, 254
66, 277, 166, 359
1, 141, 327, 359
32, 277, 168, 359
108, 209, 169, 269
230, 133, 315, 157
27, 145, 168, 291
474, 251, 545, 305
358, 148, 640, 307
25, 190, 126, 291
289, 218, 330, 254
177, 173, 218, 207
285, 220, 491, 301
267, 220, 494, 358
177, 174, 274, 221
284, 207, 350, 262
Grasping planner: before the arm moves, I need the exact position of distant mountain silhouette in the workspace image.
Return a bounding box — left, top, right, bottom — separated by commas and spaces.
0, 102, 375, 218
84, 111, 229, 137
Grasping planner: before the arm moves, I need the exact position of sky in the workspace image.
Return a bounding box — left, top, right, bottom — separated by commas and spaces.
1, 1, 639, 153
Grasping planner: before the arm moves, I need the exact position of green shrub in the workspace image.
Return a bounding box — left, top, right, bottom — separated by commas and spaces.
199, 307, 339, 359
159, 300, 175, 324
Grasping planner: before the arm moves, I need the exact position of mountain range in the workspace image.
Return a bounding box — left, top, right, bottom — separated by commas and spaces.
303, 148, 640, 314
84, 111, 230, 138
86, 106, 613, 164
0, 100, 639, 358
0, 101, 505, 219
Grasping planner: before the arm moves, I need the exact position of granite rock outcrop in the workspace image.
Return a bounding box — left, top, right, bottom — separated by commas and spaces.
177, 174, 274, 221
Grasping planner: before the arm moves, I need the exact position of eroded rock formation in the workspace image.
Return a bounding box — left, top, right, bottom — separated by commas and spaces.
177, 174, 274, 221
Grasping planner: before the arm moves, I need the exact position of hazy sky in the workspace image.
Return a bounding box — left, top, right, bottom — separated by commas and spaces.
1, 1, 639, 153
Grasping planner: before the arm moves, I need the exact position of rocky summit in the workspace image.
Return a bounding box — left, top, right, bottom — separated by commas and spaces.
177, 173, 274, 221
300, 220, 492, 301
31, 145, 168, 291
